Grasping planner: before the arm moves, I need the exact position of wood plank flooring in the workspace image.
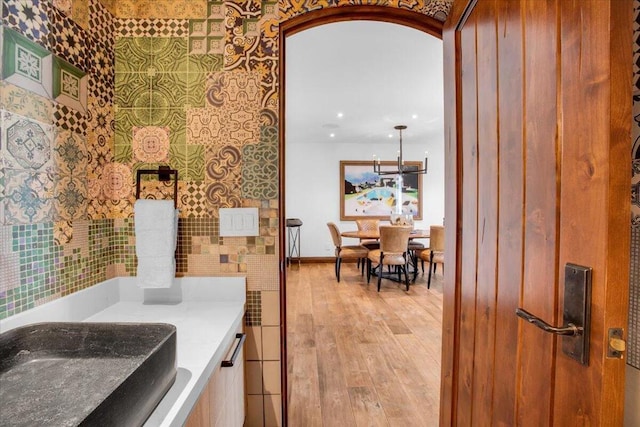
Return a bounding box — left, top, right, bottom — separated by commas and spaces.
286, 262, 443, 426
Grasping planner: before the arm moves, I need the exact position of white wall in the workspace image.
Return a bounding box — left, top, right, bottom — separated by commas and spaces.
285, 138, 445, 258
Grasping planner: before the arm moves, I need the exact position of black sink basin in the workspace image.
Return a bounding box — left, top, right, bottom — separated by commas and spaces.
0, 322, 177, 427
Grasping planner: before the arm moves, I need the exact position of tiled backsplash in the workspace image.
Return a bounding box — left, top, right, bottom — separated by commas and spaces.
0, 220, 113, 318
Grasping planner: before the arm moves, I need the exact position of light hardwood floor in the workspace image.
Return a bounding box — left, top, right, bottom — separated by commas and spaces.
286, 261, 443, 427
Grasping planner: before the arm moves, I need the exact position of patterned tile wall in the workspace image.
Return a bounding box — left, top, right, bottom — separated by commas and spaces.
114, 0, 208, 20
1, 0, 116, 320
280, 0, 452, 22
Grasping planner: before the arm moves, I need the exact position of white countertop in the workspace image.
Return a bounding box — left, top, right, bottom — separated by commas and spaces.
0, 276, 246, 427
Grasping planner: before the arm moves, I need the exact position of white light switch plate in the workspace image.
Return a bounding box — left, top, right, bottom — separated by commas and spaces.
219, 207, 259, 237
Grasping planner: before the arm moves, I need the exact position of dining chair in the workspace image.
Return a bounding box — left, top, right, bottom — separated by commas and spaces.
406, 237, 425, 279
355, 218, 380, 250
355, 218, 379, 270
366, 225, 412, 291
419, 225, 444, 288
327, 222, 370, 282
388, 219, 424, 280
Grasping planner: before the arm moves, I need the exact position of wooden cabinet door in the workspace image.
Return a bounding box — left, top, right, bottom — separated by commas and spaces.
441, 0, 632, 425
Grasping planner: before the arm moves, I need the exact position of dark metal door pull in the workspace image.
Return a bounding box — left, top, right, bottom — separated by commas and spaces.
515, 263, 592, 365
515, 308, 581, 336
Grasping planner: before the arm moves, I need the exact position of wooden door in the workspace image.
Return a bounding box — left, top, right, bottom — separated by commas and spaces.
441, 0, 632, 425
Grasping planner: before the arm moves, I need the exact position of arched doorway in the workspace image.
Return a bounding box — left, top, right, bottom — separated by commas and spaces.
278, 6, 445, 425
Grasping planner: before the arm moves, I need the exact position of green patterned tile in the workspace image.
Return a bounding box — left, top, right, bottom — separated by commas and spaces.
186, 73, 207, 108
114, 144, 133, 163
151, 38, 188, 73
189, 37, 207, 55
171, 127, 187, 149
187, 55, 223, 73
241, 127, 278, 200
115, 109, 146, 145
187, 145, 205, 181
168, 145, 188, 181
148, 108, 172, 127
207, 37, 224, 55
115, 72, 151, 108
53, 57, 87, 113
132, 108, 153, 126
208, 1, 224, 19
189, 19, 208, 37
261, 122, 278, 145
151, 72, 188, 107
115, 38, 154, 73
208, 19, 224, 36
149, 108, 186, 136
2, 28, 53, 99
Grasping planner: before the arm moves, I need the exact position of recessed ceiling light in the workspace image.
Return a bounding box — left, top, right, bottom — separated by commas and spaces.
330, 133, 335, 138
412, 114, 418, 119
388, 134, 394, 138
337, 112, 344, 118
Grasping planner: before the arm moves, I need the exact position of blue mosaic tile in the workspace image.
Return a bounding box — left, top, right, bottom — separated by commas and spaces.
4, 168, 55, 224
2, 0, 49, 48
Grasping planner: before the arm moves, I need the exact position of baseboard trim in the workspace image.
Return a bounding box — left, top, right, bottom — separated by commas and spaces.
288, 257, 334, 264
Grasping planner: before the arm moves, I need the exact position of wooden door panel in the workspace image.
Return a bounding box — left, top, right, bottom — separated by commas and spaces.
554, 1, 632, 424
494, 1, 524, 425
556, 0, 608, 421
442, 0, 631, 425
456, 7, 480, 425
439, 1, 461, 424
473, 0, 499, 421
520, 0, 559, 424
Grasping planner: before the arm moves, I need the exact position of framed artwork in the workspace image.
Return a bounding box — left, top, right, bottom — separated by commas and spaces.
340, 160, 423, 220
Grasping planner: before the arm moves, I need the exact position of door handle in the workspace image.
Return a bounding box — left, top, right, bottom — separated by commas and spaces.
515, 308, 581, 336
515, 263, 592, 365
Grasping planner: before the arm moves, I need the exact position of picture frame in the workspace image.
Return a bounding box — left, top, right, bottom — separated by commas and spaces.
340, 160, 423, 221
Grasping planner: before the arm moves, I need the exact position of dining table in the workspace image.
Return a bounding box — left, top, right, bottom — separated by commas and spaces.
340, 228, 430, 240
341, 227, 430, 283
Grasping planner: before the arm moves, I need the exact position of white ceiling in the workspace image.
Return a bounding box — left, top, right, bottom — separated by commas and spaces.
285, 20, 444, 149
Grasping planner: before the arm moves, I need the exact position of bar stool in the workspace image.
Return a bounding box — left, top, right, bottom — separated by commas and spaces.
286, 218, 302, 267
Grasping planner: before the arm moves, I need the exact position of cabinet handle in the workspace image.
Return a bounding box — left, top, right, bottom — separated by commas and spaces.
221, 333, 246, 367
